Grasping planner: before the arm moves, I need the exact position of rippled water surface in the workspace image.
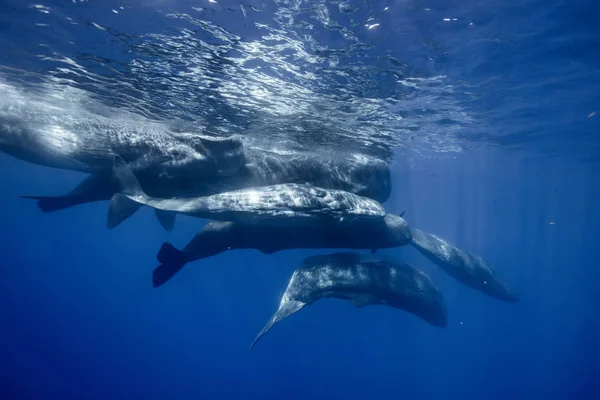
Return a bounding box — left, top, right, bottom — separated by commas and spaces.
2, 0, 597, 161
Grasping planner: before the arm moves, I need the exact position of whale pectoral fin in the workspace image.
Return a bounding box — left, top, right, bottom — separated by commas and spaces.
259, 248, 277, 255
155, 209, 176, 232
153, 242, 190, 288
249, 300, 306, 349
258, 244, 279, 255
107, 193, 142, 229
112, 156, 145, 197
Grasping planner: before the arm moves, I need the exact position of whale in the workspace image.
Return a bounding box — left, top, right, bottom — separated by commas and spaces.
19, 147, 392, 230
152, 212, 411, 287
106, 156, 386, 229
0, 81, 245, 178
410, 228, 519, 303
250, 252, 447, 348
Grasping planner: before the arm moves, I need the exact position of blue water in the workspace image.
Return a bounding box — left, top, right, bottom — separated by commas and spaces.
1, 0, 599, 399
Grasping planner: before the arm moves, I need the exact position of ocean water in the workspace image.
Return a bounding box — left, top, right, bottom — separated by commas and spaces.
0, 0, 599, 399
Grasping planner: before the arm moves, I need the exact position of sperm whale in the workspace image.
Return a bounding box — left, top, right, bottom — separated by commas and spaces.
250, 252, 447, 348
152, 212, 411, 287
410, 228, 520, 303
19, 147, 392, 232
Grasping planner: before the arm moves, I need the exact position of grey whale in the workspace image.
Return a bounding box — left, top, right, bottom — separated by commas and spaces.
19, 147, 392, 228
250, 252, 447, 348
152, 213, 411, 287
3, 81, 391, 218
0, 108, 245, 178
410, 228, 519, 303
106, 156, 386, 229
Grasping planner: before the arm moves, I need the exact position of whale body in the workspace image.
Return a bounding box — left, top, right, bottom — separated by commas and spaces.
0, 81, 245, 178
152, 213, 411, 287
106, 156, 386, 229
19, 147, 392, 223
250, 252, 447, 348
410, 228, 519, 303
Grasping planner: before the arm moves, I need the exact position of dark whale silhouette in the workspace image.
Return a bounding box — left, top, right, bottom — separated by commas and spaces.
152, 213, 411, 287
410, 228, 520, 303
19, 148, 391, 230
250, 252, 447, 348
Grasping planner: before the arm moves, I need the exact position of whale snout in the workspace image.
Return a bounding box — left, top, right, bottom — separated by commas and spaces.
428, 304, 448, 328
384, 214, 413, 246
421, 296, 448, 328
499, 289, 520, 303
401, 281, 448, 328
351, 159, 391, 203
485, 278, 520, 303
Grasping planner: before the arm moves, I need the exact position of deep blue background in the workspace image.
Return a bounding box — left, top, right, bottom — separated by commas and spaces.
1, 150, 599, 399
1, 0, 600, 399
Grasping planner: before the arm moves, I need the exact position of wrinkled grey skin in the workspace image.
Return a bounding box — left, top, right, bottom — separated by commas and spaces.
410, 228, 520, 303
19, 147, 391, 216
3, 79, 390, 217
250, 252, 447, 348
152, 213, 412, 287
108, 156, 386, 228
0, 109, 245, 178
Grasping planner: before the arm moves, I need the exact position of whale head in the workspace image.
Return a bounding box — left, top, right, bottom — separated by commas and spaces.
483, 276, 520, 303
387, 262, 448, 327
349, 158, 391, 203
415, 289, 448, 328
384, 214, 413, 247
192, 134, 246, 177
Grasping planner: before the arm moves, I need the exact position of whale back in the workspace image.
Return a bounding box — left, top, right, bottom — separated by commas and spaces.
243, 150, 392, 203
410, 228, 519, 303
292, 253, 447, 326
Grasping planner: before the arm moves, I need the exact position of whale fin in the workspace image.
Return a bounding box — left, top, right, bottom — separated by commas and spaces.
153, 242, 189, 287
107, 193, 142, 229
107, 156, 148, 228
112, 156, 144, 197
18, 174, 116, 213
18, 195, 78, 213
249, 300, 306, 349
155, 209, 176, 232
399, 210, 405, 217
152, 242, 188, 288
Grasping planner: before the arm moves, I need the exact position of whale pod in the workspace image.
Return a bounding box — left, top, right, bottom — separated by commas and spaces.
107, 156, 386, 229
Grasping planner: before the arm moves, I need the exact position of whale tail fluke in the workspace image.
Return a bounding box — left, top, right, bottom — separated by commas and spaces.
111, 156, 144, 197
155, 209, 176, 232
249, 300, 306, 349
153, 242, 189, 287
107, 193, 142, 229
106, 156, 148, 229
18, 195, 77, 213
19, 173, 117, 213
